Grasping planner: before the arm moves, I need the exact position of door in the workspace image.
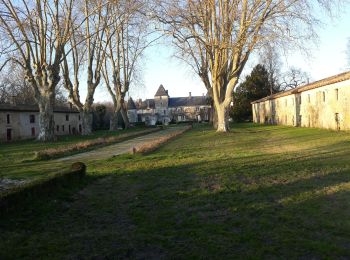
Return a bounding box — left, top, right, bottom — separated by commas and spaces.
7, 129, 12, 141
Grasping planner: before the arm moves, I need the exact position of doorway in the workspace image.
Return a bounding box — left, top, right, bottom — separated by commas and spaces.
7, 129, 12, 141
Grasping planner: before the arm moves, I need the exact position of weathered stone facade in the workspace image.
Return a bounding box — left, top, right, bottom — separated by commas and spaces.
128, 85, 211, 126
0, 104, 81, 141
252, 72, 350, 131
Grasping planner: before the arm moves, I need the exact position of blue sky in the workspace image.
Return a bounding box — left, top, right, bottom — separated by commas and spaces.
94, 5, 350, 102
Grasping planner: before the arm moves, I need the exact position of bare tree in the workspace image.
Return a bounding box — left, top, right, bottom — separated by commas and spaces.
0, 63, 67, 105
102, 0, 159, 130
156, 0, 344, 132
259, 43, 282, 95
280, 67, 310, 91
62, 0, 111, 135
0, 0, 74, 140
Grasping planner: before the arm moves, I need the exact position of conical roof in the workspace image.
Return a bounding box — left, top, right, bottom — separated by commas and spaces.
127, 97, 137, 110
154, 84, 169, 97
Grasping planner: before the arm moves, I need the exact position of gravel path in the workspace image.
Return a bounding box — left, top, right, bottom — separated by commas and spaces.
56, 126, 188, 163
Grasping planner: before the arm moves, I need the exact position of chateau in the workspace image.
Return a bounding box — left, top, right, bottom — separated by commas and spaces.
127, 85, 211, 125
251, 71, 350, 131
0, 104, 80, 141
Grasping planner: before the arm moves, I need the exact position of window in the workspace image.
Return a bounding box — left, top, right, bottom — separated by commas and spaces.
164, 110, 166, 115
6, 114, 10, 124
323, 92, 326, 102
56, 125, 59, 132
78, 115, 81, 121
308, 94, 311, 103
66, 114, 69, 121
31, 127, 35, 136
299, 96, 302, 105
29, 114, 35, 123
335, 89, 339, 101
62, 125, 65, 132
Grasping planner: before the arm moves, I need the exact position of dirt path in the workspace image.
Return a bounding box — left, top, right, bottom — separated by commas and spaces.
57, 126, 188, 163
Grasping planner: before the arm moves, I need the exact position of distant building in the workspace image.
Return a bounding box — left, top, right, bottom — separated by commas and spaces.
128, 85, 211, 126
251, 71, 350, 131
0, 104, 81, 141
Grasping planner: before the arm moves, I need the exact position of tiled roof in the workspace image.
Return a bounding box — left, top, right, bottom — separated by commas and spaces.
154, 85, 169, 97
168, 96, 208, 107
251, 71, 350, 104
0, 103, 79, 113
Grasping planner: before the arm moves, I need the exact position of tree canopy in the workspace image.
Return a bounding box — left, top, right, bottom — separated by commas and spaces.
231, 64, 275, 122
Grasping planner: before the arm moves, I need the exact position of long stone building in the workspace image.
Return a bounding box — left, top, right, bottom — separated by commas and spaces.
127, 85, 211, 126
0, 104, 81, 141
251, 71, 350, 131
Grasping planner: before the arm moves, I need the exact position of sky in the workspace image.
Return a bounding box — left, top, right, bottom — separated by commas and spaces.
94, 4, 350, 103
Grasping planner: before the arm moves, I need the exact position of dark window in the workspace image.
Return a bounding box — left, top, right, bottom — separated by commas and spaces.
335, 89, 339, 101
323, 92, 326, 102
299, 97, 302, 105
56, 125, 59, 132
66, 114, 69, 121
308, 94, 311, 103
6, 114, 10, 124
31, 127, 35, 136
164, 110, 166, 115
78, 115, 81, 121
79, 124, 82, 133
62, 125, 65, 132
7, 129, 12, 141
29, 114, 35, 123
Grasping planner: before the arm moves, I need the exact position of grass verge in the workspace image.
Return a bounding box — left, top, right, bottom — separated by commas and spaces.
1, 123, 350, 258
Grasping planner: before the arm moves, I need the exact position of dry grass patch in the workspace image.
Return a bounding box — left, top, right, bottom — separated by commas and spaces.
132, 125, 192, 154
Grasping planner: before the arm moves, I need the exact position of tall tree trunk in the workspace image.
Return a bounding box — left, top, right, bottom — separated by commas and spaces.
81, 110, 93, 135
120, 106, 130, 129
109, 111, 119, 131
210, 105, 218, 129
37, 92, 55, 141
216, 103, 229, 132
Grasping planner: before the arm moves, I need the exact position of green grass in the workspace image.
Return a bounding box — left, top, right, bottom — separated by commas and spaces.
0, 126, 148, 180
1, 123, 350, 258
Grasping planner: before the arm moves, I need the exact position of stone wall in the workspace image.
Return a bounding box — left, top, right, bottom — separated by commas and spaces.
0, 111, 81, 141
252, 76, 350, 131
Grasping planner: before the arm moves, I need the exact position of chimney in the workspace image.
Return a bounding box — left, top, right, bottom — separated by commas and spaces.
189, 92, 192, 98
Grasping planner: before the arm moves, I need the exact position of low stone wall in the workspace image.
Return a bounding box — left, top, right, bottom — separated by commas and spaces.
0, 162, 86, 212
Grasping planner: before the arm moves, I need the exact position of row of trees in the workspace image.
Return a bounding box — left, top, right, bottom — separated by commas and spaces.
0, 0, 346, 141
0, 0, 153, 140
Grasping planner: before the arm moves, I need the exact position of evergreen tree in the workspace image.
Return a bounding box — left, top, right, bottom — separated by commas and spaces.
231, 64, 276, 122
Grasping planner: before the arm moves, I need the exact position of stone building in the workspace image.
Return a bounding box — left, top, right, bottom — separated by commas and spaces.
129, 85, 211, 125
251, 71, 350, 131
0, 104, 81, 141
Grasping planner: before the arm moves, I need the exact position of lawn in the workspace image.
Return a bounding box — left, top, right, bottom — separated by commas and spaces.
1, 123, 350, 258
0, 126, 150, 180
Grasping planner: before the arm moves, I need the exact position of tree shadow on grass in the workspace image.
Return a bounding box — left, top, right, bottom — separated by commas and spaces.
1, 149, 350, 259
